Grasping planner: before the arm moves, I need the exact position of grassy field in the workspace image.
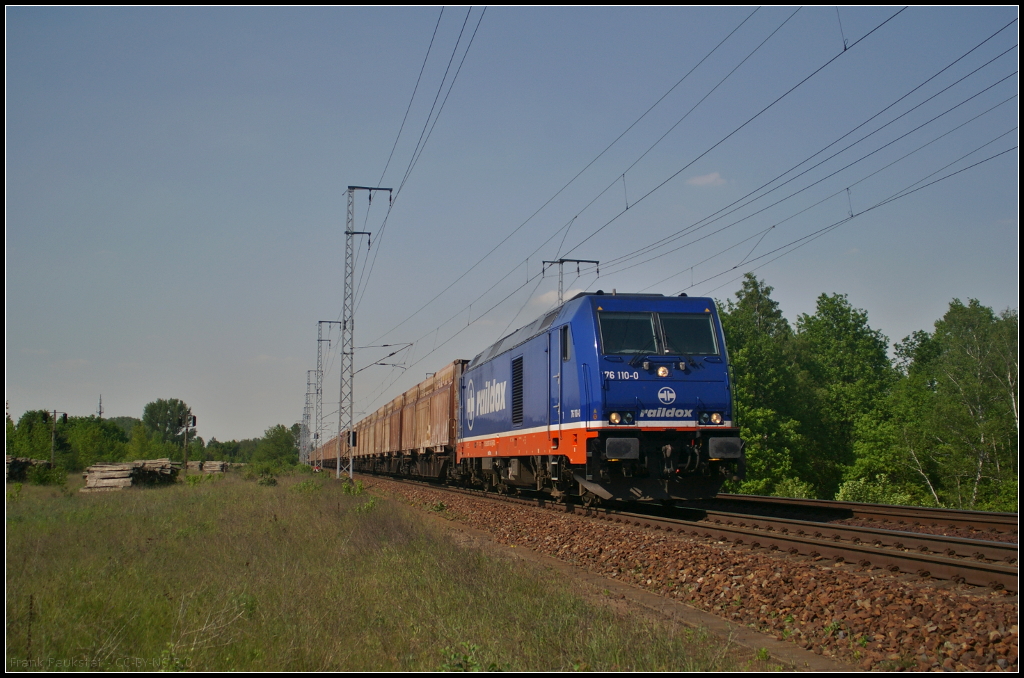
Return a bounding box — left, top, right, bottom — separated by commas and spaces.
5, 472, 740, 671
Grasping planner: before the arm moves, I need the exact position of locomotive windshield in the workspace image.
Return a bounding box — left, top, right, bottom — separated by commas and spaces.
660, 313, 718, 355
598, 311, 719, 355
598, 312, 659, 354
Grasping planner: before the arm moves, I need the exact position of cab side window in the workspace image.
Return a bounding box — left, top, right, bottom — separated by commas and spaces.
561, 325, 572, 362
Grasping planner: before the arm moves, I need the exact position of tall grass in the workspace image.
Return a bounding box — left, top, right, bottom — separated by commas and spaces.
6, 475, 733, 671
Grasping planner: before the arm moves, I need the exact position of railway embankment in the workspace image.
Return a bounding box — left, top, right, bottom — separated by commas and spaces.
370, 476, 1018, 672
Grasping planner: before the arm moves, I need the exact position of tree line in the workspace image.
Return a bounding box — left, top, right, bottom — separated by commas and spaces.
720, 274, 1017, 512
5, 398, 299, 471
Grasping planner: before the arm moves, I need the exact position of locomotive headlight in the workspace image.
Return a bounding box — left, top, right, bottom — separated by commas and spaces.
710, 412, 723, 424
609, 412, 622, 425
623, 412, 634, 425
657, 365, 670, 377
699, 412, 710, 425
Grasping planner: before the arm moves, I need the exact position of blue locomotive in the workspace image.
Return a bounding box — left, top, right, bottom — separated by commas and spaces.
455, 291, 744, 502
330, 291, 744, 502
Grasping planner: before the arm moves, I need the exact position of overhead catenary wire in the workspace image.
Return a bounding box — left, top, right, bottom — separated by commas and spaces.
362, 131, 1020, 410
607, 81, 1020, 284
366, 5, 910, 376
642, 124, 1017, 294
375, 8, 445, 188
690, 144, 1018, 296
688, 142, 1015, 297
599, 25, 1019, 271
368, 5, 909, 372
361, 7, 762, 347
562, 7, 909, 258
358, 6, 917, 412
351, 8, 1012, 417
634, 116, 1020, 293
355, 8, 487, 313
358, 6, 811, 391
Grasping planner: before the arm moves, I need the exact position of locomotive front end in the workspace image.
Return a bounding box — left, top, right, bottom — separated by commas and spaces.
579, 294, 744, 501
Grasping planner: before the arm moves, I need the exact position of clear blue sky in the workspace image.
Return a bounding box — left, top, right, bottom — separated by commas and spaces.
6, 7, 1018, 441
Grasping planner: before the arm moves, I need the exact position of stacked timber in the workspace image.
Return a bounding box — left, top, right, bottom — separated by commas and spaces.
80, 459, 180, 493
203, 461, 228, 473
6, 456, 50, 482
186, 460, 203, 473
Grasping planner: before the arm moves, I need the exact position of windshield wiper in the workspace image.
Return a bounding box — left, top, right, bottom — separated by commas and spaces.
628, 336, 658, 367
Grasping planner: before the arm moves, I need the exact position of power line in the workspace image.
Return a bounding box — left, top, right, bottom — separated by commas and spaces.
366, 5, 908, 371
354, 7, 487, 313
375, 8, 445, 187
360, 7, 762, 346
687, 144, 1018, 295
351, 8, 1015, 419
632, 115, 1019, 293
562, 7, 909, 258
605, 81, 1019, 283
601, 27, 1019, 271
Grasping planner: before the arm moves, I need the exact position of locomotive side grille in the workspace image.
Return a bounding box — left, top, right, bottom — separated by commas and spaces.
511, 356, 524, 426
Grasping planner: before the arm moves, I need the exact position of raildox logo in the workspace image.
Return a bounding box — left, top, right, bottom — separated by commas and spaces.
466, 378, 507, 432
658, 387, 676, 405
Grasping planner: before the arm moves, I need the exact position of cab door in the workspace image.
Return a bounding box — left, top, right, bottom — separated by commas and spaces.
549, 327, 563, 439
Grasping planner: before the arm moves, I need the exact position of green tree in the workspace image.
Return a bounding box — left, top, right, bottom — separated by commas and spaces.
63, 416, 129, 468
142, 398, 192, 444
719, 275, 810, 496
5, 412, 16, 453
847, 299, 1017, 511
126, 423, 156, 460
919, 301, 1017, 509
106, 416, 142, 440
8, 410, 67, 464
253, 424, 297, 466
793, 293, 895, 496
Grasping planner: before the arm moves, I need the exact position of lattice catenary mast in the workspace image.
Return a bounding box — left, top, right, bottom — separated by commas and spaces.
316, 320, 341, 468
339, 185, 391, 479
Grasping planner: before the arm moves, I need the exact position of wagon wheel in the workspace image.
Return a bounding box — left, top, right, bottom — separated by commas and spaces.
582, 491, 600, 508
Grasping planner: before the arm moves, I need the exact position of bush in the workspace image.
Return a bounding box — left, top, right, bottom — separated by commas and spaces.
770, 477, 816, 499
186, 474, 219, 487
340, 479, 365, 496
26, 464, 67, 487
835, 474, 913, 506
290, 479, 322, 495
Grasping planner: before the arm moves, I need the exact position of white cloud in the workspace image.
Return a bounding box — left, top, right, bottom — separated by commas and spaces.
687, 172, 726, 187
530, 288, 587, 309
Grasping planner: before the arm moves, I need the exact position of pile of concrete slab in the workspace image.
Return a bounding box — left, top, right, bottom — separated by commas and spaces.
5, 456, 50, 482
185, 460, 229, 474
80, 459, 181, 493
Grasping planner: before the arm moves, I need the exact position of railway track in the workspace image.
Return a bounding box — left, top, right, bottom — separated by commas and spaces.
707, 494, 1018, 535
366, 474, 1018, 592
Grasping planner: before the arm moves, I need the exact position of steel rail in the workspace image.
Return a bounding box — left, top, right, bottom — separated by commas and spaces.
675, 508, 1018, 564
572, 505, 1019, 592
711, 494, 1018, 533
365, 474, 1019, 592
